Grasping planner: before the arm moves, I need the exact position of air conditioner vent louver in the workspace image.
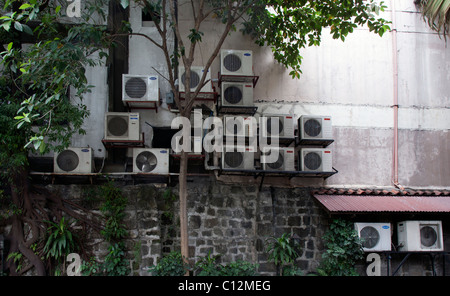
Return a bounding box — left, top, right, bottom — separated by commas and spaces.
57, 150, 79, 172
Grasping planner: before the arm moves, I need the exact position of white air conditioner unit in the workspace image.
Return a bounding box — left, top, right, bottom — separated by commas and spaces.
54, 147, 94, 173
299, 148, 332, 172
133, 148, 169, 174
355, 223, 392, 252
220, 49, 253, 76
260, 115, 295, 139
178, 66, 212, 93
261, 147, 295, 171
122, 74, 159, 102
397, 221, 444, 252
173, 129, 203, 154
221, 82, 253, 107
224, 116, 254, 137
298, 115, 332, 140
104, 112, 140, 141
222, 145, 255, 170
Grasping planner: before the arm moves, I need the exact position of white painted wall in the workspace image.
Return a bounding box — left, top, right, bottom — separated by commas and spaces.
66, 0, 449, 188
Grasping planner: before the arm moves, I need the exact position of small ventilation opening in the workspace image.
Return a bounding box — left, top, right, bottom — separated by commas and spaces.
107, 116, 129, 137
360, 226, 380, 249
224, 151, 243, 168
224, 86, 242, 104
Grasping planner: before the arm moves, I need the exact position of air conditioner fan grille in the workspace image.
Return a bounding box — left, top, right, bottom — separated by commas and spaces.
107, 116, 129, 137
266, 118, 283, 135
304, 152, 322, 170
57, 150, 79, 172
125, 77, 147, 99
360, 226, 380, 249
267, 152, 284, 170
223, 54, 242, 72
136, 151, 158, 172
420, 226, 438, 247
304, 119, 322, 137
224, 151, 243, 168
181, 71, 200, 89
224, 86, 242, 104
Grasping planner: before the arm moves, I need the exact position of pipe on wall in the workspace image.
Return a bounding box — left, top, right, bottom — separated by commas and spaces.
391, 0, 402, 189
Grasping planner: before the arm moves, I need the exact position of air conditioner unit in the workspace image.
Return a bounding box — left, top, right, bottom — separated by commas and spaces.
224, 116, 254, 137
261, 147, 295, 171
54, 147, 94, 173
220, 49, 253, 76
298, 115, 332, 140
104, 112, 140, 141
299, 148, 332, 172
397, 221, 444, 252
173, 128, 203, 154
133, 148, 169, 174
221, 82, 253, 107
122, 74, 159, 102
260, 115, 295, 139
178, 66, 212, 93
222, 145, 255, 170
355, 223, 392, 252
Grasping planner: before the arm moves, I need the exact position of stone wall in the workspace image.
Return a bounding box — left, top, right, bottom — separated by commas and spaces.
44, 177, 329, 276
4, 177, 447, 276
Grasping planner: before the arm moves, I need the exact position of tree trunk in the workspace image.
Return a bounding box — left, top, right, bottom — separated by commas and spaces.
179, 151, 189, 273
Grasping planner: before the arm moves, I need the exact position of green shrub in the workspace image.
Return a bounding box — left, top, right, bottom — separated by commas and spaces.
148, 252, 190, 276
317, 219, 364, 276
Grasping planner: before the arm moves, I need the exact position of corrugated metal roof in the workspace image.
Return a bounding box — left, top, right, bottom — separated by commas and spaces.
313, 194, 450, 213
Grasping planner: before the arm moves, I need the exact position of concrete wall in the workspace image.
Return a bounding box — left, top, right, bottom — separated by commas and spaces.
57, 0, 449, 189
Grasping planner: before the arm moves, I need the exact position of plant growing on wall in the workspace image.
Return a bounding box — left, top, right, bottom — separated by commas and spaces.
317, 219, 364, 276
118, 0, 390, 266
265, 232, 302, 276
0, 0, 108, 275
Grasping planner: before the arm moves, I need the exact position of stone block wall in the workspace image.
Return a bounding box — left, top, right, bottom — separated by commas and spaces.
44, 177, 329, 276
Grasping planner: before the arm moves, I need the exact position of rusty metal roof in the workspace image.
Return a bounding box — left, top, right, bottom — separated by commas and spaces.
314, 194, 450, 213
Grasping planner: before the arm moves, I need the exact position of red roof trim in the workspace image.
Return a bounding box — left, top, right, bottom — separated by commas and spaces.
313, 194, 450, 213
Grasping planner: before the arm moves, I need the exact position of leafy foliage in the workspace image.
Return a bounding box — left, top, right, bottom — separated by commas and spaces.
242, 0, 391, 78
265, 232, 301, 276
416, 0, 450, 38
317, 219, 364, 276
148, 251, 190, 276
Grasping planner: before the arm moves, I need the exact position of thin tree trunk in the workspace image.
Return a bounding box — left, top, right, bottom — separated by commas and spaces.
179, 151, 189, 273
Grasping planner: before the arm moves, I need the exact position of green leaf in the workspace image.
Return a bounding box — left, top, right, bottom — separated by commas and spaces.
7, 42, 13, 51
14, 21, 23, 32
19, 3, 32, 9
120, 0, 129, 9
